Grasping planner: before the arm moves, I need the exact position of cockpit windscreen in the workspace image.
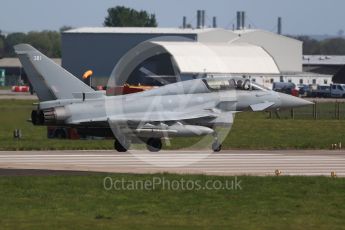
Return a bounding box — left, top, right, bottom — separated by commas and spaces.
203, 77, 269, 92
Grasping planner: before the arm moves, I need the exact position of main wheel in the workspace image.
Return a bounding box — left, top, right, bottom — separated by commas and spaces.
212, 141, 222, 152
146, 138, 162, 152
114, 137, 130, 152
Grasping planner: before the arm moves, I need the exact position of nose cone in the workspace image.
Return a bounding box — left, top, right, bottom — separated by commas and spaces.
278, 93, 313, 108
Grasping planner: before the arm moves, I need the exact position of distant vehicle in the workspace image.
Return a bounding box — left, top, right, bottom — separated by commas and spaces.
297, 84, 309, 97
47, 127, 79, 139
272, 82, 299, 96
11, 85, 30, 92
330, 84, 345, 98
306, 84, 345, 98
308, 85, 331, 98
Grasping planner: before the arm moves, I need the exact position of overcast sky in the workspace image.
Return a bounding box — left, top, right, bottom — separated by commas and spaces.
0, 0, 344, 35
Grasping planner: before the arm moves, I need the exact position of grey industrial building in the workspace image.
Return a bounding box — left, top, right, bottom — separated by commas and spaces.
303, 55, 345, 75
62, 27, 199, 85
61, 27, 303, 88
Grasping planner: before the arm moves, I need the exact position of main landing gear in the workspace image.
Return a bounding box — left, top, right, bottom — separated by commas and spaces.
146, 138, 162, 152
114, 137, 131, 152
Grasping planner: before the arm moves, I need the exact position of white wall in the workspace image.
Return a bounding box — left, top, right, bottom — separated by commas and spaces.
233, 30, 303, 73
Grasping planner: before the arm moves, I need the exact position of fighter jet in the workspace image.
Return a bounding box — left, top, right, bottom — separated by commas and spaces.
15, 44, 312, 152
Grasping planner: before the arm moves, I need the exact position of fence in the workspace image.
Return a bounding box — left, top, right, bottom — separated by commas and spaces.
268, 101, 345, 120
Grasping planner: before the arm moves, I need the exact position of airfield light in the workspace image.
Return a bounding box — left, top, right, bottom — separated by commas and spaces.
275, 169, 282, 176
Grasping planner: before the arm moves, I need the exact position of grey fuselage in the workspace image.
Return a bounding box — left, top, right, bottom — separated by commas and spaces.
36, 77, 310, 139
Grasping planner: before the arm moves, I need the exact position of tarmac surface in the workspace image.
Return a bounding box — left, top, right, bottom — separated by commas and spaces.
0, 150, 344, 177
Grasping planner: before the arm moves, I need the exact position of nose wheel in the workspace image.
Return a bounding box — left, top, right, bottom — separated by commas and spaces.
146, 138, 162, 152
212, 141, 222, 152
212, 132, 222, 152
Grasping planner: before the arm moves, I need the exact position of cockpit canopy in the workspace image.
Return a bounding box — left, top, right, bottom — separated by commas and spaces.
202, 77, 269, 92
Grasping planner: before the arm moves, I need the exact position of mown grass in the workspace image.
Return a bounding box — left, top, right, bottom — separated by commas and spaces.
0, 174, 344, 229
276, 102, 345, 120
1, 99, 345, 150
168, 111, 345, 150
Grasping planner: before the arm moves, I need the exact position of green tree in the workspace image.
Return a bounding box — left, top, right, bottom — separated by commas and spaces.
0, 38, 4, 58
295, 36, 321, 55
24, 31, 61, 57
3, 31, 61, 57
295, 36, 345, 55
0, 30, 4, 57
320, 38, 345, 55
4, 32, 26, 57
104, 6, 157, 27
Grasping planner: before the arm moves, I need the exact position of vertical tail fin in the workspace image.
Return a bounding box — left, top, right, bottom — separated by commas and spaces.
15, 44, 94, 101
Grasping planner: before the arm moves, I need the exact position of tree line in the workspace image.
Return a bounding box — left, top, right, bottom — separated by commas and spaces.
295, 36, 345, 55
0, 6, 157, 58
0, 30, 62, 58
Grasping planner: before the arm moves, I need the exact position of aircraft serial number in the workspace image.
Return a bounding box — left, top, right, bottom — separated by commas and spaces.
33, 55, 42, 61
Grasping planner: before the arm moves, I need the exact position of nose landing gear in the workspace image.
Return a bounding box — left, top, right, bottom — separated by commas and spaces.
212, 133, 222, 152
212, 141, 222, 152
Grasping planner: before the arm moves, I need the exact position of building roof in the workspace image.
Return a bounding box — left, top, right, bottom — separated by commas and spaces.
153, 41, 280, 74
0, 57, 61, 68
64, 27, 217, 34
0, 58, 22, 67
113, 40, 280, 85
303, 55, 345, 66
65, 27, 291, 37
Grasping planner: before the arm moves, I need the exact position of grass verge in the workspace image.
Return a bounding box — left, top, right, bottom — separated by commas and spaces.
0, 174, 344, 229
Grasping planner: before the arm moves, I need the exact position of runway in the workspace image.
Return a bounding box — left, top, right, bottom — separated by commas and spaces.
0, 150, 344, 176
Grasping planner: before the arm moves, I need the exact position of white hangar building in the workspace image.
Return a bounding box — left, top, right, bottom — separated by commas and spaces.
62, 27, 320, 88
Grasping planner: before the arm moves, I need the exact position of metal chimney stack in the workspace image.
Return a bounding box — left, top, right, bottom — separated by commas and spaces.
278, 17, 282, 34
236, 11, 241, 30
241, 11, 246, 29
236, 11, 246, 30
183, 16, 187, 28
212, 17, 217, 28
197, 10, 202, 28
201, 10, 205, 28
